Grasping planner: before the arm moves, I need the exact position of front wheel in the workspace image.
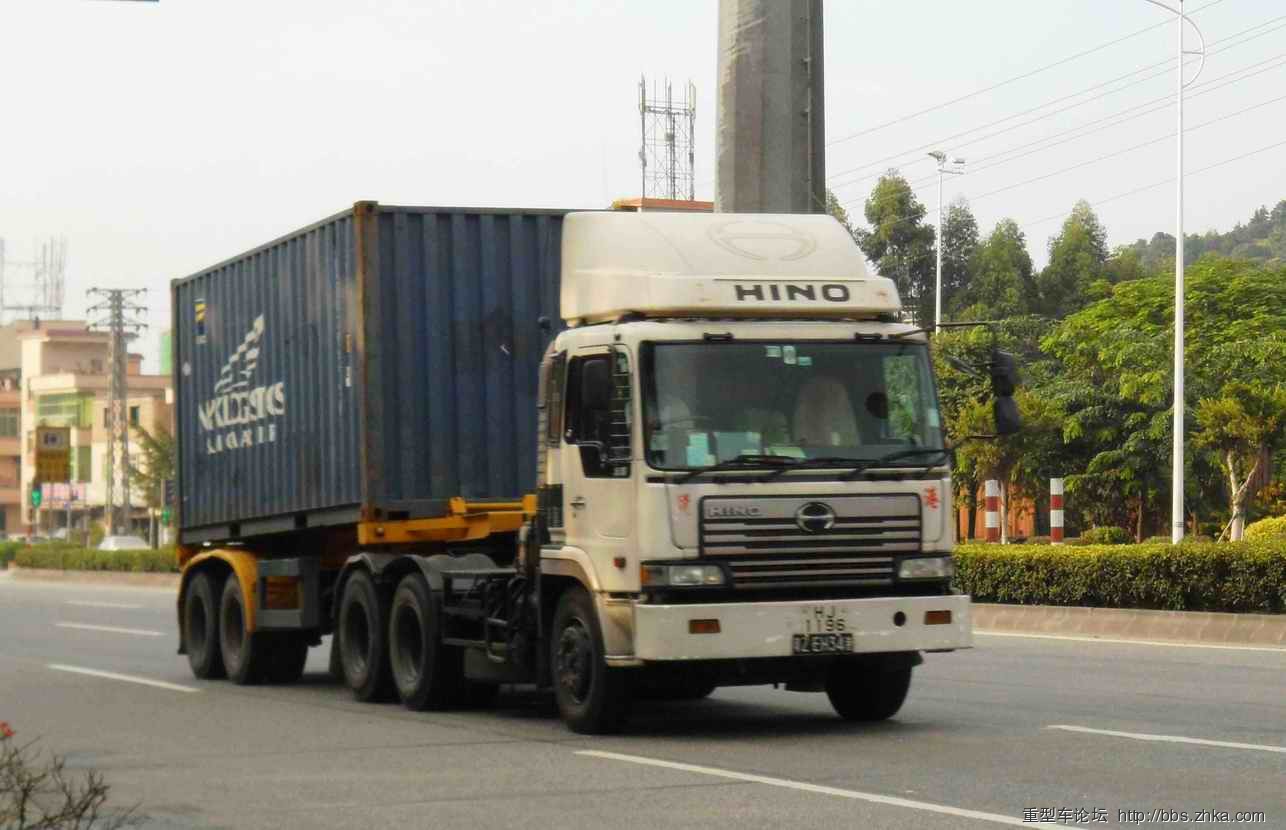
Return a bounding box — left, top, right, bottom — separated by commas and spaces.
825, 657, 912, 721
550, 587, 630, 734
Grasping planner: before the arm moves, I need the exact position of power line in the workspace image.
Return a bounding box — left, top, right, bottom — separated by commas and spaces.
965, 91, 1286, 204
827, 12, 1286, 187
825, 0, 1231, 148
898, 52, 1286, 192
1020, 134, 1286, 232
845, 93, 1286, 243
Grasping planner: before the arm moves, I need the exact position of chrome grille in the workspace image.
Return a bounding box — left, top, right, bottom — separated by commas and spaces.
700, 495, 920, 589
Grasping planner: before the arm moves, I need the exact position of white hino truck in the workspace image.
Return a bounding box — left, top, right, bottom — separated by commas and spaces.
174, 205, 1018, 734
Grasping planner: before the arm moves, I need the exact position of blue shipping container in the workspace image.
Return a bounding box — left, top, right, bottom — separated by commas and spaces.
172, 202, 566, 544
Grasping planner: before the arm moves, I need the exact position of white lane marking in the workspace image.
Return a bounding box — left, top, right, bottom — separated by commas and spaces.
976, 630, 1286, 654
65, 600, 145, 610
47, 664, 199, 694
1049, 725, 1286, 755
577, 750, 1028, 826
56, 622, 165, 638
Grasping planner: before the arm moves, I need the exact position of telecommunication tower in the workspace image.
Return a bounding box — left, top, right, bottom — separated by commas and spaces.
87, 288, 147, 533
0, 237, 68, 322
638, 77, 696, 202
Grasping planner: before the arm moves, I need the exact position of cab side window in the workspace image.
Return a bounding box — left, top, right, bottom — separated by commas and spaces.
564, 354, 628, 478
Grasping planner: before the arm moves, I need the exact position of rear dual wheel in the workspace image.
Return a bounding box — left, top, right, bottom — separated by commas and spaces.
219, 574, 309, 685
183, 570, 308, 685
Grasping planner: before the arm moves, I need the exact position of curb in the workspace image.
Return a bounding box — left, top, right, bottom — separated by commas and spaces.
4, 565, 180, 589
972, 603, 1286, 649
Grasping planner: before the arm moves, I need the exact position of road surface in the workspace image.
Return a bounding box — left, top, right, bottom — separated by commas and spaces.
1, 574, 1281, 829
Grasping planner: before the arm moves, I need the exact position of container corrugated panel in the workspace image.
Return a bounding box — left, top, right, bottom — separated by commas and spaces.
173, 202, 566, 543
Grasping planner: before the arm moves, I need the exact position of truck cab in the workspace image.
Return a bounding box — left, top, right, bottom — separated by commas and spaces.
534, 212, 971, 730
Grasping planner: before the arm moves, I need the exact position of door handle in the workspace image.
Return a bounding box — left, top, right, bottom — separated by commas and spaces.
570, 496, 587, 509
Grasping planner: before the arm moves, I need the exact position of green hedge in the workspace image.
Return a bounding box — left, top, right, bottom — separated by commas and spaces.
0, 541, 21, 569
1245, 516, 1286, 541
954, 541, 1286, 613
14, 545, 179, 573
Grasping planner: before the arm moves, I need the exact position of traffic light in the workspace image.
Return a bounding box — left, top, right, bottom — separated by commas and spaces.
163, 478, 175, 507
30, 487, 42, 508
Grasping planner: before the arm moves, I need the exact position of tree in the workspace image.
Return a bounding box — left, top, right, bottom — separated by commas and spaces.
853, 171, 936, 325
939, 198, 979, 317
1038, 200, 1109, 318
955, 219, 1035, 319
825, 188, 857, 241
1193, 382, 1286, 540
128, 424, 175, 511
1042, 259, 1286, 537
953, 387, 1063, 542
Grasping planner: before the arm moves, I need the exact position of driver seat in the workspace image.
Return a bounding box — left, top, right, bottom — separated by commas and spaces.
793, 377, 859, 448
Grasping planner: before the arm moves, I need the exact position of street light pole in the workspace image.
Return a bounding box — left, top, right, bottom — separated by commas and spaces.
927, 151, 965, 330
1142, 0, 1204, 543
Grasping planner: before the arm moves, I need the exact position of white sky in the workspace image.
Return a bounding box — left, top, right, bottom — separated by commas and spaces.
2, 0, 1283, 370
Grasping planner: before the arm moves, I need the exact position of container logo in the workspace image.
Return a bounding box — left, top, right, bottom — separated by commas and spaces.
198, 314, 286, 454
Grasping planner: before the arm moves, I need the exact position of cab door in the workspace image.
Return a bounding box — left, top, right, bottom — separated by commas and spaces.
560, 345, 635, 563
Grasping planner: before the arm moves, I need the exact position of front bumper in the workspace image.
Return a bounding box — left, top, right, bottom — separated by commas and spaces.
632, 594, 972, 661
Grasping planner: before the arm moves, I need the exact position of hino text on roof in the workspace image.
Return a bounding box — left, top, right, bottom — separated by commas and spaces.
172, 203, 1020, 733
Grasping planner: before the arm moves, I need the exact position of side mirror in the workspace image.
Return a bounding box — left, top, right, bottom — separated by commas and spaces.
581, 359, 613, 411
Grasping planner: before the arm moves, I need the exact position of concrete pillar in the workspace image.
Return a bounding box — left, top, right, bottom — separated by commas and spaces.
1050, 478, 1065, 544
715, 0, 825, 213
985, 480, 1001, 543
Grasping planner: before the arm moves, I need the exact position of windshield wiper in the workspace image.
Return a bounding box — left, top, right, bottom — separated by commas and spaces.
840, 447, 952, 481
674, 453, 796, 484
757, 456, 866, 481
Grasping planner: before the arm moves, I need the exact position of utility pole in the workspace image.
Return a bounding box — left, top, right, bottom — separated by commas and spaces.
927, 151, 965, 330
87, 289, 147, 534
715, 0, 825, 213
1141, 0, 1205, 543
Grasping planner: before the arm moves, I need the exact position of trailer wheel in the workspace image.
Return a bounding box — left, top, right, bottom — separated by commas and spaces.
219, 574, 268, 685
825, 658, 912, 722
339, 570, 394, 702
550, 586, 630, 734
388, 572, 460, 710
264, 634, 309, 684
184, 571, 225, 679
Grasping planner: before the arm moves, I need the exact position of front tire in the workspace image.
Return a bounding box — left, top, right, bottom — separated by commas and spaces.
388, 572, 460, 710
339, 571, 394, 702
550, 587, 630, 734
825, 657, 912, 721
184, 571, 225, 679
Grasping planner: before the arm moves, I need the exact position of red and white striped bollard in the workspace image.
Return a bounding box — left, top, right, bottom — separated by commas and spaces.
1050, 478, 1065, 544
985, 480, 1000, 543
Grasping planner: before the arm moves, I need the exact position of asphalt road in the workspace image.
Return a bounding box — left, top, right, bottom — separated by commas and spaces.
1, 573, 1283, 829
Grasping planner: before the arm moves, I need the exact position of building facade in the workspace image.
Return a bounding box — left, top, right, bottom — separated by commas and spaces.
0, 320, 173, 537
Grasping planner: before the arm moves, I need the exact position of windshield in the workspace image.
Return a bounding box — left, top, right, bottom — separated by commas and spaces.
642, 341, 944, 470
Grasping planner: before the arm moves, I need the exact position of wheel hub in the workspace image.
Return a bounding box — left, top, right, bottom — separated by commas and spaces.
556, 620, 593, 704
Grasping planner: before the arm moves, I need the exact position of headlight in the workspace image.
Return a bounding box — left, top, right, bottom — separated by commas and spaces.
898, 556, 953, 580
641, 563, 727, 587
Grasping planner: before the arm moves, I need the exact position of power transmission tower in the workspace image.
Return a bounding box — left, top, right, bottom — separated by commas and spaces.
87, 289, 147, 533
638, 77, 696, 202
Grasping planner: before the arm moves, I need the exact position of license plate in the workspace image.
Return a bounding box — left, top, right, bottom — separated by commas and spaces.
793, 604, 853, 654
792, 632, 854, 654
